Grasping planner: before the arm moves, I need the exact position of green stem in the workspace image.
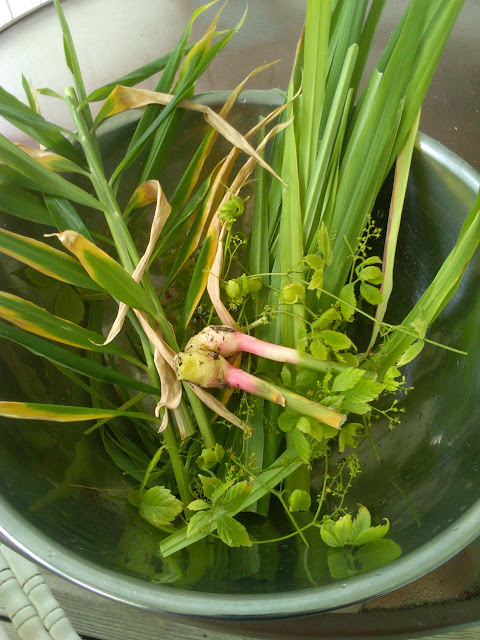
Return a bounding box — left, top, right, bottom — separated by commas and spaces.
139, 445, 165, 493
184, 385, 216, 449
285, 430, 311, 497
161, 426, 192, 508
64, 88, 137, 271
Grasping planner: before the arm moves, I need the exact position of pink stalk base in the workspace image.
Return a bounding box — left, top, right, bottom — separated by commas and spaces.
187, 326, 357, 376
224, 362, 285, 406
174, 346, 346, 429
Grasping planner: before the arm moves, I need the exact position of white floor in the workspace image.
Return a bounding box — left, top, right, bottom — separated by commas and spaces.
0, 0, 49, 28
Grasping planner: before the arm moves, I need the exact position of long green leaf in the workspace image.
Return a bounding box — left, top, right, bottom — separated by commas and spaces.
322, 0, 367, 131
0, 227, 100, 290
83, 45, 196, 105
0, 183, 54, 225
137, 2, 221, 183
375, 189, 480, 373
0, 320, 158, 395
0, 134, 103, 211
298, 0, 330, 194
159, 180, 214, 295
280, 118, 305, 348
323, 0, 428, 301
0, 86, 85, 167
387, 0, 465, 167
100, 427, 145, 482
44, 195, 94, 242
350, 0, 387, 96
127, 2, 218, 148
368, 109, 421, 353
21, 75, 39, 113
109, 9, 247, 185
53, 0, 93, 129
0, 401, 160, 424
0, 165, 47, 192
181, 234, 216, 331
0, 291, 130, 357
303, 43, 358, 249
249, 124, 270, 311
154, 171, 212, 258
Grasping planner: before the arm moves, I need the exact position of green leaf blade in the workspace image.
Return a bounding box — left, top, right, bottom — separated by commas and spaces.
0, 134, 102, 211
216, 514, 252, 548
0, 291, 128, 357
0, 320, 158, 395
0, 86, 85, 167
0, 401, 158, 423
139, 486, 184, 528
0, 183, 54, 226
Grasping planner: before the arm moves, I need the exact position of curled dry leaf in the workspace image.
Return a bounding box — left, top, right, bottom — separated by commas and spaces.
104, 180, 171, 344
207, 225, 236, 327
195, 113, 296, 325
180, 61, 279, 202
172, 407, 189, 440
134, 311, 181, 428
154, 349, 182, 430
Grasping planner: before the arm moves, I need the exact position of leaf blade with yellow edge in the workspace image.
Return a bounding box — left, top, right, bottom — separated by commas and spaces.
0, 291, 129, 358
0, 401, 160, 424
0, 227, 100, 290
47, 230, 157, 315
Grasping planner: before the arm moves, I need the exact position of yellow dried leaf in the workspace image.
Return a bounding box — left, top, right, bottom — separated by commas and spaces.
96, 85, 282, 182
105, 181, 171, 344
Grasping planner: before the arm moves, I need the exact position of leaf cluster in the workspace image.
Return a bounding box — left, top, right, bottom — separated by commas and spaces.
320, 505, 389, 548
187, 479, 253, 548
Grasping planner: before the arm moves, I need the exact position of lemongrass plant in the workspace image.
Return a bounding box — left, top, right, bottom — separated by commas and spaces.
0, 0, 478, 566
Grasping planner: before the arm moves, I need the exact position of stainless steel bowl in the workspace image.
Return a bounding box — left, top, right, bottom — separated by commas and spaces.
0, 0, 479, 624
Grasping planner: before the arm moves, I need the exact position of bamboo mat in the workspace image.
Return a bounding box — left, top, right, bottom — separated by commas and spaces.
1, 565, 479, 640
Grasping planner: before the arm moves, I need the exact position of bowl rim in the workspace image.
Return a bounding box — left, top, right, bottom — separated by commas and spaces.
0, 131, 479, 620
1, 488, 480, 619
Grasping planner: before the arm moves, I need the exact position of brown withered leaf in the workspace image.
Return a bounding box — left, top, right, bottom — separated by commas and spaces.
104, 181, 171, 344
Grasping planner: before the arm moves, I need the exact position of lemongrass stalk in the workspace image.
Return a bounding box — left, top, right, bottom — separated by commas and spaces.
174, 349, 346, 429
244, 123, 268, 508
268, 382, 346, 429
65, 88, 217, 449
186, 325, 377, 378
